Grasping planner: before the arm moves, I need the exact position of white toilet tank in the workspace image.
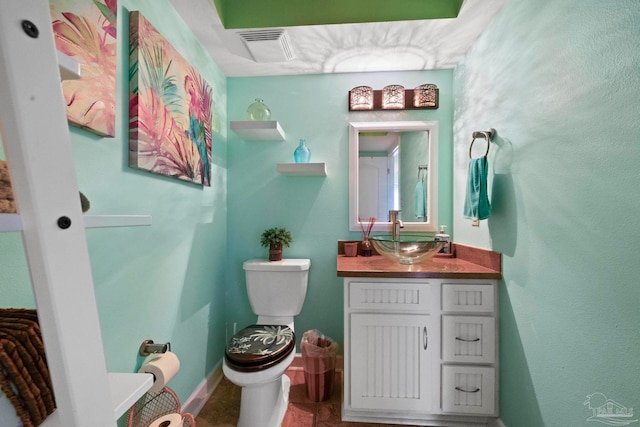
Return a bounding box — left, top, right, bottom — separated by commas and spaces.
243, 259, 310, 317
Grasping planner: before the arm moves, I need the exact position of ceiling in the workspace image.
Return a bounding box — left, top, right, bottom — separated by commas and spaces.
169, 0, 507, 78
360, 132, 400, 153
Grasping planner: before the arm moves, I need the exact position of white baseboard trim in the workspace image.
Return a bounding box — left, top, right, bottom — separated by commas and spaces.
488, 418, 506, 427
181, 360, 223, 417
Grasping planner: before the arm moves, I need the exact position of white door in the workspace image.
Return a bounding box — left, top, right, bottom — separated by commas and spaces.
350, 313, 433, 411
358, 157, 388, 220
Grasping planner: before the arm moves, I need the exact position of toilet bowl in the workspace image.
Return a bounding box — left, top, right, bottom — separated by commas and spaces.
223, 348, 295, 427
223, 259, 310, 427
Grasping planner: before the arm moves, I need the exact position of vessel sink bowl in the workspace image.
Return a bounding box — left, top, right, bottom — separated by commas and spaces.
369, 234, 445, 265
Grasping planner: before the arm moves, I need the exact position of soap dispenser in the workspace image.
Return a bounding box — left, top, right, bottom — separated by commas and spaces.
435, 225, 450, 254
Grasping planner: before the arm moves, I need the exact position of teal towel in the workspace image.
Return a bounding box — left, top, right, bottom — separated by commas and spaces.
414, 180, 427, 219
463, 156, 491, 220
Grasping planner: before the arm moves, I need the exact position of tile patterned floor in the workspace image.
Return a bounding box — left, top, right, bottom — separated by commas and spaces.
195, 367, 416, 427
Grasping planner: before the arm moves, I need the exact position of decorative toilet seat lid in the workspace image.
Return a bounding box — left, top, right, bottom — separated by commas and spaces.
225, 325, 295, 372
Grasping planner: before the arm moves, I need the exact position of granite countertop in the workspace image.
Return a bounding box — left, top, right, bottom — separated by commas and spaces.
336, 243, 502, 279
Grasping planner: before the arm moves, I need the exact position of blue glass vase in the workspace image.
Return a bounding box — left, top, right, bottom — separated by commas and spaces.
294, 139, 311, 163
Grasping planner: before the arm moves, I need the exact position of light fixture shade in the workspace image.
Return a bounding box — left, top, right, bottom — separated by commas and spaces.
382, 85, 405, 109
414, 84, 438, 108
349, 86, 374, 110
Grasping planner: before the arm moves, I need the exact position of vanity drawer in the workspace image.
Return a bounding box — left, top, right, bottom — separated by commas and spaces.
442, 365, 495, 415
442, 316, 495, 363
442, 284, 494, 313
348, 281, 431, 312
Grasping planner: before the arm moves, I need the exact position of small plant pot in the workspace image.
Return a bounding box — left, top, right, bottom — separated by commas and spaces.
269, 243, 283, 261
344, 242, 358, 257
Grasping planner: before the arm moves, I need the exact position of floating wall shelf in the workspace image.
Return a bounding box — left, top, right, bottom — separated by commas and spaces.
109, 372, 153, 419
57, 51, 80, 80
0, 214, 152, 232
230, 120, 286, 140
277, 163, 327, 176
0, 214, 22, 232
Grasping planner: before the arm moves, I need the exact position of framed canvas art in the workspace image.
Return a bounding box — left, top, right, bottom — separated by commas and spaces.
51, 0, 118, 137
128, 11, 213, 186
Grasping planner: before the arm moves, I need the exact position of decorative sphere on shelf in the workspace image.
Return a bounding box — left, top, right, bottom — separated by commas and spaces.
246, 98, 271, 121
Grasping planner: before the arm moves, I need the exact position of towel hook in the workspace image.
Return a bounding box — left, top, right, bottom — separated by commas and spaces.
469, 128, 496, 159
417, 164, 428, 179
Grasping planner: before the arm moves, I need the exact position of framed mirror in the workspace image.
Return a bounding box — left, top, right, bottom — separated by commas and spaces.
349, 121, 439, 232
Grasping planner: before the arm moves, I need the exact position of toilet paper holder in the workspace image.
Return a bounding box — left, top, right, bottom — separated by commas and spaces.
139, 339, 171, 356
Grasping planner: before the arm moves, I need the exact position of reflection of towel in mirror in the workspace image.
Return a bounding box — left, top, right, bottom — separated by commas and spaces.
464, 156, 491, 220
414, 180, 427, 219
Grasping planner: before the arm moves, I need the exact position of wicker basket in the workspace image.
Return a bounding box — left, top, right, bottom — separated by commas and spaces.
127, 386, 196, 427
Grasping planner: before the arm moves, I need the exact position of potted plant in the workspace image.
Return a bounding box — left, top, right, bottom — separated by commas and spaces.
260, 227, 293, 261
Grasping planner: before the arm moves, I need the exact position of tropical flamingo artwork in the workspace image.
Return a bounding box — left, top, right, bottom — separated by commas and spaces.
51, 0, 118, 137
128, 11, 213, 186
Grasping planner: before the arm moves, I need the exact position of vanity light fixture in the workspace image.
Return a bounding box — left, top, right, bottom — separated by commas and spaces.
382, 85, 405, 109
348, 84, 439, 111
349, 85, 374, 110
413, 84, 438, 108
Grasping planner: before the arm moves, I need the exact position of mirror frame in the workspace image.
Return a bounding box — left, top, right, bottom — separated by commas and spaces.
349, 120, 439, 233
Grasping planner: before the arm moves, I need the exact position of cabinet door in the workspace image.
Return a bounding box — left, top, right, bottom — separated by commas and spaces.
350, 313, 433, 411
442, 315, 495, 363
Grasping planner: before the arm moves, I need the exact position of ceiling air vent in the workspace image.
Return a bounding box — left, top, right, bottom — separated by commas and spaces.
237, 29, 295, 63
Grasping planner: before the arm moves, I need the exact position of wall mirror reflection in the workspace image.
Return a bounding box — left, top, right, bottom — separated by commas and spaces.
349, 121, 438, 232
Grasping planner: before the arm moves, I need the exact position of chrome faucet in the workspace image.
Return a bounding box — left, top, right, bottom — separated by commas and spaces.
388, 210, 404, 240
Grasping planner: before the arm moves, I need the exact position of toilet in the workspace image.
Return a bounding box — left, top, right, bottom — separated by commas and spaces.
223, 258, 310, 427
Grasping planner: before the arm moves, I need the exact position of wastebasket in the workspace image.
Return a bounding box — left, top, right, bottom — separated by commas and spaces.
301, 329, 338, 402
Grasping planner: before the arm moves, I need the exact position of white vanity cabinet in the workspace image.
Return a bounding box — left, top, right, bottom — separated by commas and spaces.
343, 277, 499, 426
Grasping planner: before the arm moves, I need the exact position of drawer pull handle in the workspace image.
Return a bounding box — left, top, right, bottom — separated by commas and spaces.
423, 326, 428, 350
455, 337, 481, 342
455, 386, 480, 393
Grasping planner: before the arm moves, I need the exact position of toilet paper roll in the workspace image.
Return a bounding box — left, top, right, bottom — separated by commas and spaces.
149, 413, 183, 427
139, 351, 180, 393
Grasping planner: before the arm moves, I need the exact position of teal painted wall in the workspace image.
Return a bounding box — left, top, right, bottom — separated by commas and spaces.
453, 1, 640, 425
0, 1, 227, 423
226, 71, 453, 345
